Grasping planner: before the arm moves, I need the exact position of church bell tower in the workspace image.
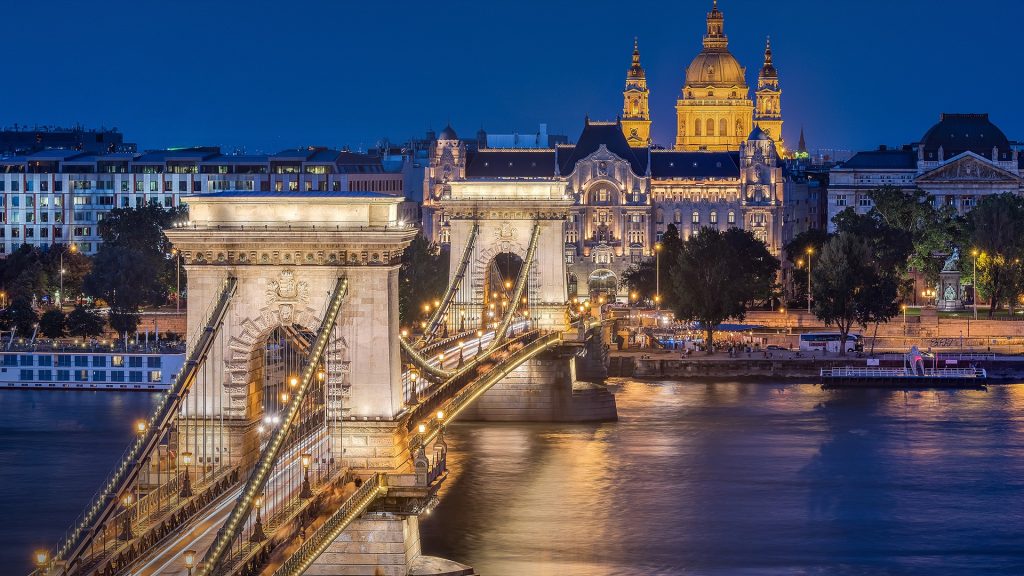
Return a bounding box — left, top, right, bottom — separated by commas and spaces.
621, 38, 651, 147
754, 36, 784, 153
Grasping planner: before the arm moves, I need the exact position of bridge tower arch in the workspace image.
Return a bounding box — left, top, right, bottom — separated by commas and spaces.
165, 192, 417, 468
441, 180, 574, 331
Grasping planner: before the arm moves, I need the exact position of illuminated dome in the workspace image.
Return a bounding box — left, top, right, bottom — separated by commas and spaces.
683, 0, 747, 89
685, 51, 746, 88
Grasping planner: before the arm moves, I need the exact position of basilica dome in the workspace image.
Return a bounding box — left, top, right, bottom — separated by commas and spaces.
685, 50, 747, 88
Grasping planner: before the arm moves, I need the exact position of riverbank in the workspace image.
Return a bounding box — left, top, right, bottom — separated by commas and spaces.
608, 350, 1024, 381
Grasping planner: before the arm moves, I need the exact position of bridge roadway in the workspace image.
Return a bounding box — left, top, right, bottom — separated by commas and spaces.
111, 324, 522, 576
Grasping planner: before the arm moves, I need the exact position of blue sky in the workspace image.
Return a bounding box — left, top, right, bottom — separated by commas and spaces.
3, 0, 1019, 153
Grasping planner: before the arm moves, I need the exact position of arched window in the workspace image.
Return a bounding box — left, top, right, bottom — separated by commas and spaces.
727, 210, 736, 225
692, 211, 700, 224
706, 119, 715, 136
656, 207, 664, 224
710, 211, 718, 224
673, 209, 682, 224
694, 121, 701, 136
719, 118, 728, 136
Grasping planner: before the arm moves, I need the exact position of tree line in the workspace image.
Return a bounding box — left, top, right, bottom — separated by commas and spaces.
0, 203, 186, 339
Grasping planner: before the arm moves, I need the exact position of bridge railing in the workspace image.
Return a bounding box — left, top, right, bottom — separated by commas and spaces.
270, 473, 388, 576
50, 276, 238, 573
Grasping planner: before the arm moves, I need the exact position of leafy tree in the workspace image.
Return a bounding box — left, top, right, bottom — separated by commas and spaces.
42, 243, 92, 305
832, 207, 913, 274
0, 244, 47, 303
66, 305, 106, 337
966, 193, 1024, 317
39, 309, 66, 338
2, 298, 39, 336
868, 186, 965, 282
669, 228, 778, 353
398, 233, 450, 325
621, 224, 683, 306
811, 233, 899, 355
108, 309, 140, 336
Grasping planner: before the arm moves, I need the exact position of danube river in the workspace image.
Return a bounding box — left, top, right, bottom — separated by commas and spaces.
3, 381, 1024, 575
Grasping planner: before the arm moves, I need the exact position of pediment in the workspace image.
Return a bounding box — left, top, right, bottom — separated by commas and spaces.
916, 152, 1020, 184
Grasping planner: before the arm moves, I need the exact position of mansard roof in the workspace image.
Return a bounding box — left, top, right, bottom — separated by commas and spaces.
839, 148, 917, 170
464, 149, 556, 178
648, 150, 739, 179
558, 120, 647, 176
919, 113, 1012, 161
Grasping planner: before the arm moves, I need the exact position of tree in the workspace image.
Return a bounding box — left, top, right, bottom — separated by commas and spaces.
108, 309, 140, 336
669, 227, 778, 353
811, 233, 899, 355
966, 193, 1024, 317
2, 298, 39, 336
622, 224, 684, 306
42, 243, 92, 304
398, 233, 450, 325
66, 306, 106, 337
39, 309, 66, 338
0, 244, 47, 303
868, 186, 965, 283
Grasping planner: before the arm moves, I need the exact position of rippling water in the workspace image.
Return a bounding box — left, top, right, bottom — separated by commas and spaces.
421, 380, 1024, 575
3, 382, 1024, 575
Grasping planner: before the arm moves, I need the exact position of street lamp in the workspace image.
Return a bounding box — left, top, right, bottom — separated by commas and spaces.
172, 248, 181, 313
183, 549, 197, 576
901, 304, 907, 334
59, 243, 77, 309
33, 550, 48, 571
300, 453, 314, 499
654, 242, 663, 309
805, 247, 814, 313
971, 249, 982, 320
118, 492, 134, 541
180, 451, 194, 498
250, 496, 267, 543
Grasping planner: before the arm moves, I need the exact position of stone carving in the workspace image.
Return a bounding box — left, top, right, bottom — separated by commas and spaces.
266, 270, 309, 323
496, 222, 517, 241
919, 155, 1017, 182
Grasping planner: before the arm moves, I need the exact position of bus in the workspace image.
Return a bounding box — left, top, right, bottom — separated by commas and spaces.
798, 332, 863, 353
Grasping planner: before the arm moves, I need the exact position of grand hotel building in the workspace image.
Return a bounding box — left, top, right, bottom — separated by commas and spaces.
424, 1, 791, 297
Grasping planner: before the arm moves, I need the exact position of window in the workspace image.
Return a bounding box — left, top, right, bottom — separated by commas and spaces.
710, 211, 718, 224
655, 208, 664, 224
836, 194, 847, 206
93, 356, 106, 367
19, 355, 33, 366
179, 180, 188, 192
112, 355, 124, 367
135, 181, 144, 192
149, 371, 162, 382
694, 122, 701, 136
719, 118, 727, 136
598, 189, 608, 202
57, 369, 69, 381
129, 371, 143, 382
147, 357, 162, 368
20, 369, 33, 381
149, 181, 158, 192
111, 371, 125, 382
728, 211, 736, 224
38, 355, 51, 366
706, 119, 715, 136
57, 356, 71, 367
692, 211, 700, 224
74, 356, 88, 367
75, 370, 88, 382
129, 356, 143, 368
673, 209, 682, 224
93, 370, 107, 382
858, 197, 872, 208
38, 370, 52, 381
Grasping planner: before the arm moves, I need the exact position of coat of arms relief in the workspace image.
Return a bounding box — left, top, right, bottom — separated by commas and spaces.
266, 270, 310, 322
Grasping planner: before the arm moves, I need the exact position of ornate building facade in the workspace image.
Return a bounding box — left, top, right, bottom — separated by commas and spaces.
425, 119, 787, 299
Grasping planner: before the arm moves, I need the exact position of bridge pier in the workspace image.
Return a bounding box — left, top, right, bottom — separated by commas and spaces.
332, 420, 413, 472
460, 352, 617, 422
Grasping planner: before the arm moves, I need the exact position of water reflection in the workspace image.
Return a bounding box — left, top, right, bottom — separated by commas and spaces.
421, 381, 1024, 575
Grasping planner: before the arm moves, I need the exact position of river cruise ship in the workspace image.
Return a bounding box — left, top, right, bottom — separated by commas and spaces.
0, 341, 185, 391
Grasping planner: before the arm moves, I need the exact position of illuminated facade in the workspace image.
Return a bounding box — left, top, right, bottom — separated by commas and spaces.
621, 39, 651, 148
425, 119, 787, 298
675, 1, 784, 153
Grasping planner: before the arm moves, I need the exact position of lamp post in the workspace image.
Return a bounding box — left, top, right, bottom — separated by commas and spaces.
654, 242, 663, 309
805, 247, 814, 313
250, 496, 267, 543
971, 249, 981, 320
180, 451, 193, 498
183, 549, 197, 576
172, 248, 181, 313
33, 550, 48, 573
59, 243, 77, 309
118, 493, 134, 541
901, 304, 907, 335
300, 453, 314, 499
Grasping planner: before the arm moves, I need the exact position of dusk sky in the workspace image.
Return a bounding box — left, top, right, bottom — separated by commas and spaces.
4, 0, 1020, 153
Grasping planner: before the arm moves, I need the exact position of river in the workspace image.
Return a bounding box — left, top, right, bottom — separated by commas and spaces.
3, 381, 1023, 575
